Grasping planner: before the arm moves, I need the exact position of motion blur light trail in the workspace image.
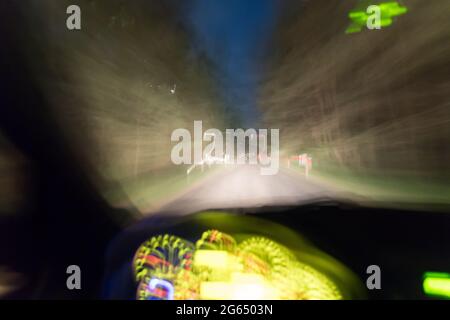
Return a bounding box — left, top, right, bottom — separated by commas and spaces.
261, 0, 450, 208
15, 1, 229, 215
132, 225, 347, 300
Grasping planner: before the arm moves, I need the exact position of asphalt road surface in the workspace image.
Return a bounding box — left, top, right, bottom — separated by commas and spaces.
154, 164, 336, 215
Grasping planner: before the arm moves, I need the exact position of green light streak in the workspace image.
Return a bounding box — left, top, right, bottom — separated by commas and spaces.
346, 1, 408, 34
423, 272, 450, 299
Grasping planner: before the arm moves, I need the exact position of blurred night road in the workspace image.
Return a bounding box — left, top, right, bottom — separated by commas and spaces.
0, 0, 450, 301
1, 1, 448, 217
156, 166, 334, 215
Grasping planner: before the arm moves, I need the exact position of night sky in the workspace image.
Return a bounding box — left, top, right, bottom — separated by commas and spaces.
183, 0, 278, 127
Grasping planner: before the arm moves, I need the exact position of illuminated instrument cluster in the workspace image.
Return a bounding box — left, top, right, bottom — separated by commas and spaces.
132, 230, 343, 300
